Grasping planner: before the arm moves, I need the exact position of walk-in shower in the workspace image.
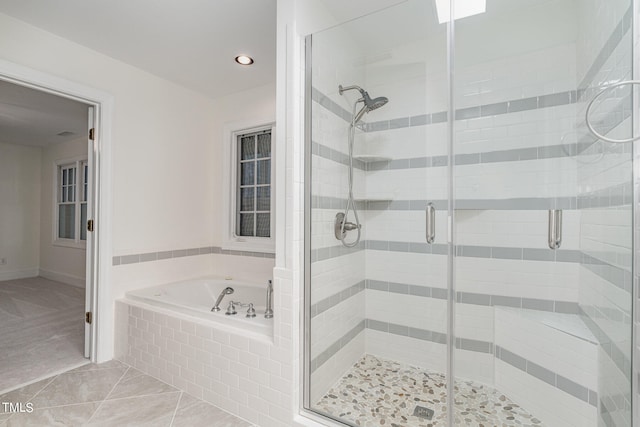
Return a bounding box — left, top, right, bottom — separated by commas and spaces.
335, 84, 389, 248
304, 0, 635, 426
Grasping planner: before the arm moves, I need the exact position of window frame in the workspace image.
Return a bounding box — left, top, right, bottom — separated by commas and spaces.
222, 121, 276, 253
53, 156, 88, 249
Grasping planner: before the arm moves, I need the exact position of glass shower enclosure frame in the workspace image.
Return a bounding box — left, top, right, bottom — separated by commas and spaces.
302, 1, 636, 426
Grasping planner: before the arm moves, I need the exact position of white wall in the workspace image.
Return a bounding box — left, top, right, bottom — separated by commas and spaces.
0, 12, 277, 361
211, 83, 276, 245
0, 142, 41, 280
39, 136, 88, 287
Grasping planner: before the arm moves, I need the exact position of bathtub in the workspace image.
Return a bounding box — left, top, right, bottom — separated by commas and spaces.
125, 277, 272, 337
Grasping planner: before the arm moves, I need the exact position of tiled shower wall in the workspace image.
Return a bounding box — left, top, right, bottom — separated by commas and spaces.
308, 27, 367, 402
309, 2, 636, 426
576, 1, 634, 426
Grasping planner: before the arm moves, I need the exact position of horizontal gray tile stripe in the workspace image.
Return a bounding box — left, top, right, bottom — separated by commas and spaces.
366, 279, 579, 314
581, 252, 633, 294
312, 86, 575, 134
314, 181, 629, 212
312, 141, 588, 172
495, 345, 597, 407
311, 241, 365, 262
579, 306, 631, 382
314, 318, 597, 405
577, 181, 633, 209
311, 280, 366, 318
577, 6, 632, 92
310, 319, 365, 373
113, 246, 275, 266
598, 392, 632, 426
364, 90, 576, 133
311, 141, 366, 171
312, 195, 366, 210
311, 87, 352, 123
575, 96, 633, 159
312, 240, 581, 263
313, 196, 578, 211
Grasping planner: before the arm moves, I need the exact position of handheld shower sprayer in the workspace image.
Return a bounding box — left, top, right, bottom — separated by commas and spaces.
335, 84, 389, 248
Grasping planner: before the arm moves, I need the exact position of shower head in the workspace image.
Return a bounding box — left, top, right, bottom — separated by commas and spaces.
339, 84, 389, 123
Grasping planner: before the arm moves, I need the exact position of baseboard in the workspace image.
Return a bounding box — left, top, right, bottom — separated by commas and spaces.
39, 269, 85, 288
0, 268, 39, 282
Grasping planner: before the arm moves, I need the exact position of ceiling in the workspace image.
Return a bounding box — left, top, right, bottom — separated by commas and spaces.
0, 0, 277, 99
0, 80, 88, 147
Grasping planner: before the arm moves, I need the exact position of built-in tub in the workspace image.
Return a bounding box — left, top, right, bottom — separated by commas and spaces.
125, 277, 272, 337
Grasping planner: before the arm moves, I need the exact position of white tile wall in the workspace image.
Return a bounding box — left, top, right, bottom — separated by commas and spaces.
364, 329, 447, 374
456, 257, 580, 301
495, 361, 597, 427
310, 332, 365, 403
495, 308, 598, 391
304, 3, 636, 426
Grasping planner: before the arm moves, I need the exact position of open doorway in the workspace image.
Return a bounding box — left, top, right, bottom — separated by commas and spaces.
0, 80, 96, 392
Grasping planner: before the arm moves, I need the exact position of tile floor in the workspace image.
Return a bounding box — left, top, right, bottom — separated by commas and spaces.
0, 277, 86, 393
314, 354, 544, 427
0, 360, 252, 426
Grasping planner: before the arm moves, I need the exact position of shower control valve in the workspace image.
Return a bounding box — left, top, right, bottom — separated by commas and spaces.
334, 212, 361, 240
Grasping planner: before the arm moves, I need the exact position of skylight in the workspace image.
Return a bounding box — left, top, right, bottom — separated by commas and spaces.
435, 0, 486, 24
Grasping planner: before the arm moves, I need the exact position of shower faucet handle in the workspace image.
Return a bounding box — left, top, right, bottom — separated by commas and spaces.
225, 301, 237, 315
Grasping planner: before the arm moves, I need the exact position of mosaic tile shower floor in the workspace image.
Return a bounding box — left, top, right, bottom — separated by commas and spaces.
315, 355, 544, 427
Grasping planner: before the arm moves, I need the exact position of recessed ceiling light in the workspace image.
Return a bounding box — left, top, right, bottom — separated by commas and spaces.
435, 0, 486, 24
235, 55, 254, 66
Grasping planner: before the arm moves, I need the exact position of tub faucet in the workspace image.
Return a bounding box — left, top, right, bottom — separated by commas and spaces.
211, 286, 234, 312
265, 280, 273, 318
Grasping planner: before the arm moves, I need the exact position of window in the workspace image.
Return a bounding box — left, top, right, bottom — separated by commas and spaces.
237, 129, 272, 237
56, 158, 88, 246
223, 122, 275, 253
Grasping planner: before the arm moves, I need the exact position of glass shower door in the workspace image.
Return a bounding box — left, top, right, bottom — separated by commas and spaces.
304, 1, 453, 425
452, 1, 634, 426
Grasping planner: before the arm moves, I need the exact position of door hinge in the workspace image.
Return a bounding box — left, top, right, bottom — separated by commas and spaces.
87, 219, 94, 232
89, 128, 95, 141
85, 312, 92, 324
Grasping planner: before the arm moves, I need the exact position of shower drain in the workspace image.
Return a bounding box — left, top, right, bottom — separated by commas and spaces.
413, 405, 434, 420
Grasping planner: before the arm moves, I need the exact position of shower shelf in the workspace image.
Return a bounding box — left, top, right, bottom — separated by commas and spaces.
353, 155, 392, 163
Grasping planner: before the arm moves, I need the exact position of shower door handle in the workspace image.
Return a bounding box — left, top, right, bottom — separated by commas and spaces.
426, 203, 435, 244
548, 210, 562, 249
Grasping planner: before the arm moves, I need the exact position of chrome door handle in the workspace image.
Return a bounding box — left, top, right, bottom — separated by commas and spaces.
548, 210, 562, 249
426, 203, 435, 244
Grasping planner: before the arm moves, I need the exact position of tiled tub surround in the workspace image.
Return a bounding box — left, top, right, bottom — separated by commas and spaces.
115, 296, 294, 427
126, 277, 273, 337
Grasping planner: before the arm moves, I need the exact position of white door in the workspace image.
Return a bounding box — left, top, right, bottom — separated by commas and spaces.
84, 106, 96, 359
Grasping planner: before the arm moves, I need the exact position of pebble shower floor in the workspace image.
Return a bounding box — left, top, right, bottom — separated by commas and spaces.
315, 355, 544, 426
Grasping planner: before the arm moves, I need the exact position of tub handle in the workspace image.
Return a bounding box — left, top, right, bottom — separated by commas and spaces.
246, 303, 256, 318
225, 301, 237, 315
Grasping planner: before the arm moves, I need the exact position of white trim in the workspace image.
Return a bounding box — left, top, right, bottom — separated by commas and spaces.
0, 268, 39, 282
222, 118, 276, 254
0, 58, 114, 363
53, 156, 88, 249
39, 269, 85, 288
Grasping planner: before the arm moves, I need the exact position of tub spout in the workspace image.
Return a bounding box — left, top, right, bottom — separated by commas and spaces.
265, 280, 273, 319
211, 286, 234, 312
